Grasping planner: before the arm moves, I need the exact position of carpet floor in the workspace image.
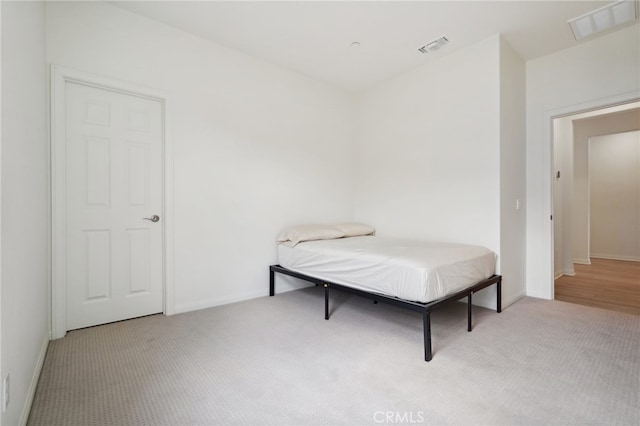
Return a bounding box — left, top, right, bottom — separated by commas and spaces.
28, 287, 639, 425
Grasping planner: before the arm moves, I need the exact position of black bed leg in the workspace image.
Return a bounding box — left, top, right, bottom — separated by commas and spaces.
269, 268, 275, 297
497, 278, 502, 313
324, 284, 330, 320
467, 293, 473, 332
423, 311, 432, 362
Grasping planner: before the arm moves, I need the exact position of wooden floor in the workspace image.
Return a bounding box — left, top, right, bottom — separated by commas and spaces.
555, 258, 640, 315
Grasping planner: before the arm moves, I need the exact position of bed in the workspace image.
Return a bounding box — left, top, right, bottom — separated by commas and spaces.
269, 223, 502, 361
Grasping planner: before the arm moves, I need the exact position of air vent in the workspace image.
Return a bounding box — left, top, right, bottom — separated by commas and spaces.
568, 0, 638, 40
418, 36, 449, 54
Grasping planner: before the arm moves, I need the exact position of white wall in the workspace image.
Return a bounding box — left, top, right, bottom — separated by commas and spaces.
46, 1, 356, 313
526, 24, 640, 299
1, 2, 50, 425
589, 131, 640, 261
499, 38, 527, 306
355, 35, 504, 308
355, 35, 500, 246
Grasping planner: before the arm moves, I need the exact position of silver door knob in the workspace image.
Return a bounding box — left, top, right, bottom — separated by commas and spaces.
143, 215, 160, 222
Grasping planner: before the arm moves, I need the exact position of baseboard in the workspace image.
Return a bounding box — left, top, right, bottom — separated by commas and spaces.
466, 289, 524, 309
554, 272, 563, 280
174, 289, 267, 314
502, 290, 526, 309
590, 254, 640, 262
19, 334, 49, 426
177, 285, 525, 318
173, 275, 317, 315
455, 286, 524, 311
573, 258, 591, 265
525, 290, 553, 300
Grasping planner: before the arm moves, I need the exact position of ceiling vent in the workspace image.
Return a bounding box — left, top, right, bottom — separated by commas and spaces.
418, 36, 449, 54
568, 0, 638, 40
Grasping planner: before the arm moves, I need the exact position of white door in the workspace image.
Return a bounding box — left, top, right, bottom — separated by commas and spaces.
65, 81, 163, 330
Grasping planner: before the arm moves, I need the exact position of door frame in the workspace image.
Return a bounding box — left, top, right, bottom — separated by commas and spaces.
542, 90, 639, 300
51, 65, 175, 339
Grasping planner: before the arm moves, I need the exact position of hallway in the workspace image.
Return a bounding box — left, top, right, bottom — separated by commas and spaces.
555, 258, 640, 315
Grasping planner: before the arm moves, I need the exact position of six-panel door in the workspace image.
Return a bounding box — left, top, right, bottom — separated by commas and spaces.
65, 82, 163, 330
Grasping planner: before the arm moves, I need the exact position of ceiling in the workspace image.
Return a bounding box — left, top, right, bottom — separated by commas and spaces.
111, 1, 635, 92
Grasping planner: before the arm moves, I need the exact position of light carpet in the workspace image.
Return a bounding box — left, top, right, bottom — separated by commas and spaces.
27, 287, 639, 425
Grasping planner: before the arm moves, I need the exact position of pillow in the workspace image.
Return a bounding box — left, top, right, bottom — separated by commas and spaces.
333, 222, 375, 237
276, 224, 345, 246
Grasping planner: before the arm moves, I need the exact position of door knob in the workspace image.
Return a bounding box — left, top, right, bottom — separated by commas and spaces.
143, 215, 160, 222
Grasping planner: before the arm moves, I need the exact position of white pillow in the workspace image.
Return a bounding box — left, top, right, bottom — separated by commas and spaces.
333, 222, 375, 237
276, 224, 345, 246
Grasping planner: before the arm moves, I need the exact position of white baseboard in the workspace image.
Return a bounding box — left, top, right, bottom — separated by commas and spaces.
573, 258, 591, 265
553, 269, 576, 281
19, 334, 49, 426
526, 291, 552, 300
174, 289, 268, 314
503, 290, 526, 309
173, 276, 318, 315
591, 253, 640, 262
456, 287, 525, 311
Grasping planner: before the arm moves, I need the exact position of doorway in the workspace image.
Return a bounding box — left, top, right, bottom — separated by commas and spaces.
51, 66, 175, 338
552, 102, 640, 313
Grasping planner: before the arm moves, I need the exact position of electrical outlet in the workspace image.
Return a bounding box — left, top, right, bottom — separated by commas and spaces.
2, 374, 9, 412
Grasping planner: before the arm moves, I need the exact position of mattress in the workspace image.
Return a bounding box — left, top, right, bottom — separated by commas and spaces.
277, 236, 496, 303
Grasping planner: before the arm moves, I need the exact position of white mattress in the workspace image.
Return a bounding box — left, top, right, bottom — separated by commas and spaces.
277, 236, 496, 303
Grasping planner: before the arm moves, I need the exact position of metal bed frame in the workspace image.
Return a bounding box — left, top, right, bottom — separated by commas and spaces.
269, 264, 502, 361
